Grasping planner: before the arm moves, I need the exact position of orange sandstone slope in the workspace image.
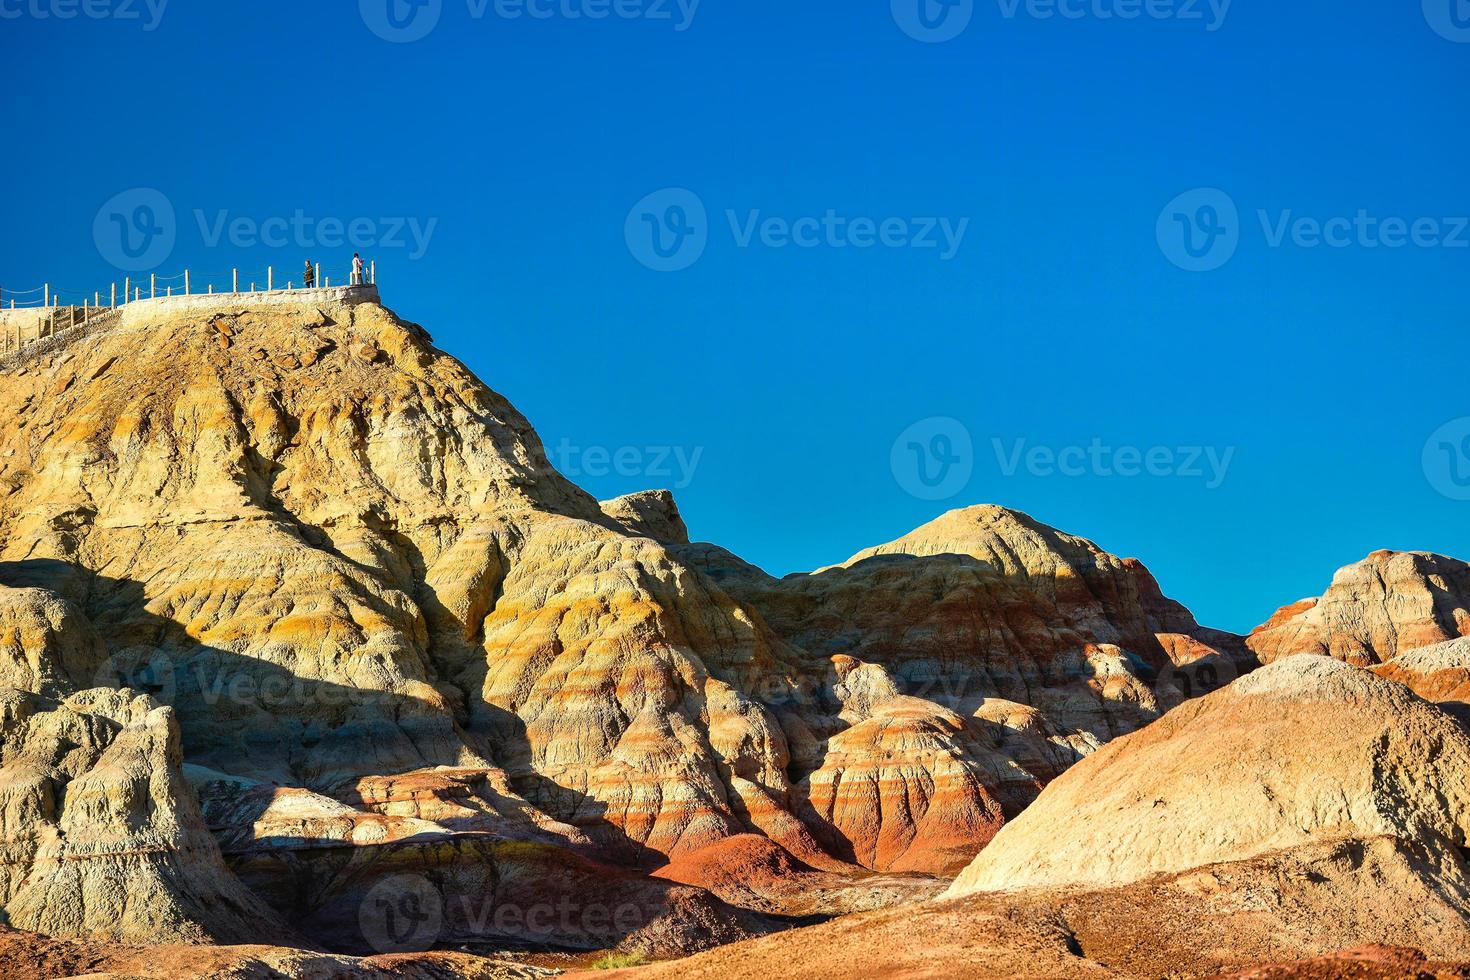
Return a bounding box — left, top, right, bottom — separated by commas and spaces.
0, 291, 1241, 955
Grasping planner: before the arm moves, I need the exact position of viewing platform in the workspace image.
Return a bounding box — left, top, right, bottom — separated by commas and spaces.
106, 282, 380, 318
0, 282, 381, 366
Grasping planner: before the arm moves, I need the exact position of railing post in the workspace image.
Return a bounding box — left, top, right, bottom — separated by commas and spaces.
185, 270, 190, 295
208, 285, 214, 294
233, 269, 238, 293
150, 274, 156, 299
43, 284, 49, 308
267, 266, 273, 292
123, 277, 130, 305
314, 263, 320, 289
371, 260, 376, 285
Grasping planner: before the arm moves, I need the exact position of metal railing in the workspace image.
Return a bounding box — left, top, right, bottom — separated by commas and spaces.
0, 261, 378, 359
0, 304, 122, 361
0, 260, 377, 310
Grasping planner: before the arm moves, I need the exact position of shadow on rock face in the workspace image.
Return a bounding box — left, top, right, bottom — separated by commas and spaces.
0, 558, 771, 958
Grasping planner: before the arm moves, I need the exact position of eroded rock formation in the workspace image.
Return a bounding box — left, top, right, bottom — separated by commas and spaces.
612, 655, 1470, 979
0, 293, 1255, 967
1248, 551, 1470, 665
946, 655, 1470, 895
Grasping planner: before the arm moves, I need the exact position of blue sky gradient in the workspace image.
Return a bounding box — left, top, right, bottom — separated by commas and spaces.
2, 0, 1467, 632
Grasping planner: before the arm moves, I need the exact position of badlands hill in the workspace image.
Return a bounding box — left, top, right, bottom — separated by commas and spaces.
611, 657, 1470, 979
1249, 550, 1470, 665
4, 289, 1470, 978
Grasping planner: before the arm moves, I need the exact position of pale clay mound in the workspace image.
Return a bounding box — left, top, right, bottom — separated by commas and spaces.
946, 655, 1470, 897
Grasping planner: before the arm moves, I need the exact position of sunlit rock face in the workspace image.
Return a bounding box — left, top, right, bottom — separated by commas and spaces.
683, 504, 1244, 784
0, 684, 289, 945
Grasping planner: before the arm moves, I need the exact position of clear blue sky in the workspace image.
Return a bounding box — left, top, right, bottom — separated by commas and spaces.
3, 1, 1467, 633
